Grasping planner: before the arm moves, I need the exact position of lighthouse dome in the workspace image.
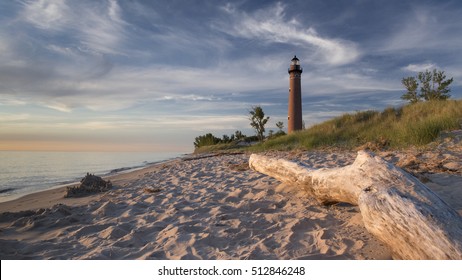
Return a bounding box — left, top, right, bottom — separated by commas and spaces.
288, 55, 302, 73
291, 55, 300, 65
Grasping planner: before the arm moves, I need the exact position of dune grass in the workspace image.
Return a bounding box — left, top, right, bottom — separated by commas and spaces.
249, 99, 462, 152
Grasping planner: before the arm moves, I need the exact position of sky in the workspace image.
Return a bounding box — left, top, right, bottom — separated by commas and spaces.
1, 0, 462, 152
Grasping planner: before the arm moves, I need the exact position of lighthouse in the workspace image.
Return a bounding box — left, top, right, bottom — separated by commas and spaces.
288, 55, 303, 133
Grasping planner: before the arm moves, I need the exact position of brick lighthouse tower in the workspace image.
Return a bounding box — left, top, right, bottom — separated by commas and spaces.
288, 55, 303, 133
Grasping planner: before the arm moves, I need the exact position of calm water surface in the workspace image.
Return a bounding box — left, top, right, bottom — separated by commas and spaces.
0, 151, 183, 202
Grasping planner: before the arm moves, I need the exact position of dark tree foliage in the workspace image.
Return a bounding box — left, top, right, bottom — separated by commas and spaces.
276, 121, 284, 132
193, 133, 221, 148
249, 106, 269, 142
234, 130, 246, 140
401, 76, 419, 103
402, 69, 453, 103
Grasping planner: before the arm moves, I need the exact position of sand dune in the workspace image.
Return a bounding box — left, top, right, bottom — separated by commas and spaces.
0, 148, 460, 259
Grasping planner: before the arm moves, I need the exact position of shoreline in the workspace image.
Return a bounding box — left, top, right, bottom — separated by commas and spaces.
0, 154, 183, 206
0, 156, 184, 213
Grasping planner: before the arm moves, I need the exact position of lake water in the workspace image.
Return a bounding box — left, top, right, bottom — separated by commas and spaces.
0, 151, 183, 202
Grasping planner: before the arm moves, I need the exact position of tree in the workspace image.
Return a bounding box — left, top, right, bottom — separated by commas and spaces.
193, 133, 221, 148
275, 121, 284, 132
222, 134, 230, 143
234, 130, 245, 140
401, 69, 453, 103
401, 76, 419, 103
249, 106, 269, 142
420, 69, 453, 101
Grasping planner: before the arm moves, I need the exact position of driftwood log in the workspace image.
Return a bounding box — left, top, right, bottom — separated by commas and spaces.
249, 151, 462, 259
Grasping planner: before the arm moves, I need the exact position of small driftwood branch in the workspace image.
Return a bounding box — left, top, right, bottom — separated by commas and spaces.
249, 151, 462, 259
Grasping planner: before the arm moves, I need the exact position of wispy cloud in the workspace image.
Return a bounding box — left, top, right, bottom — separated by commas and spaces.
0, 113, 30, 122
19, 0, 129, 55
3, 1, 381, 116
20, 0, 70, 31
402, 63, 438, 72
0, 60, 286, 113
382, 5, 462, 52
216, 2, 360, 66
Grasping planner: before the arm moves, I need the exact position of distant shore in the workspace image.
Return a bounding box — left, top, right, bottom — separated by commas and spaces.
0, 148, 460, 259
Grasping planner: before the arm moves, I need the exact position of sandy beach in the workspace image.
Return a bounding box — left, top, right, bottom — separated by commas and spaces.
0, 143, 461, 259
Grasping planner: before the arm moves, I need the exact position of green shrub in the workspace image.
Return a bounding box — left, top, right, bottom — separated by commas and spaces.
193, 133, 221, 148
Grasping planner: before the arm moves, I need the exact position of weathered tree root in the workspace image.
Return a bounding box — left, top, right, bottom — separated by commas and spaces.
249, 151, 462, 259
